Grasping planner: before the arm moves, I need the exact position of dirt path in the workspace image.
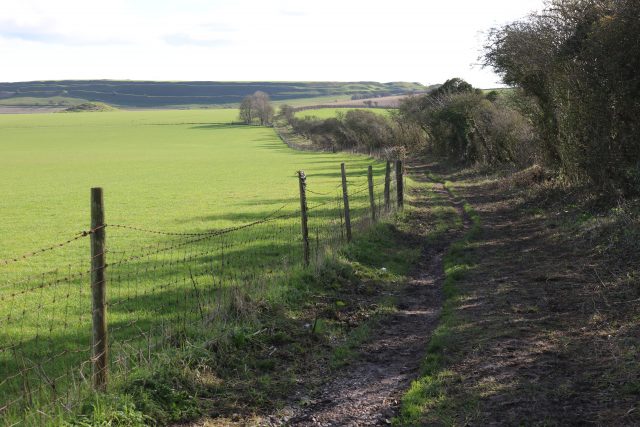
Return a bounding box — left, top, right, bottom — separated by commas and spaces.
401, 164, 640, 425
259, 179, 467, 426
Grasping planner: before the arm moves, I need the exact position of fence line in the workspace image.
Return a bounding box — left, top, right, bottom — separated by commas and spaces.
0, 226, 104, 267
0, 161, 405, 424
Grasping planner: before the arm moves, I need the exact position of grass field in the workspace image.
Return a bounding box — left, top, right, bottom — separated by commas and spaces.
295, 108, 393, 120
0, 96, 88, 107
0, 109, 395, 421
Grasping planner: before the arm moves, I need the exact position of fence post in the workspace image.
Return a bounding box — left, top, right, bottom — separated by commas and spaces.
368, 165, 376, 222
338, 195, 344, 242
384, 161, 391, 211
298, 171, 310, 267
396, 160, 404, 209
340, 163, 352, 242
90, 187, 108, 391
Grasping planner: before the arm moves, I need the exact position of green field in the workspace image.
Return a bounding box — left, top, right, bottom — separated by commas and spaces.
295, 107, 393, 120
0, 96, 88, 107
0, 109, 394, 420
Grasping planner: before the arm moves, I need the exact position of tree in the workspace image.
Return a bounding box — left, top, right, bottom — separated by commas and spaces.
484, 0, 640, 193
430, 78, 478, 98
278, 104, 295, 125
252, 91, 274, 126
239, 96, 255, 124
238, 91, 274, 126
398, 79, 534, 165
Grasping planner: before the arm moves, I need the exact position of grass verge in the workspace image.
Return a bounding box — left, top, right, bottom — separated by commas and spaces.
49, 220, 422, 426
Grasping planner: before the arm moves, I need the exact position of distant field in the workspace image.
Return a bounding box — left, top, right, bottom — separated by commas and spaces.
0, 96, 87, 107
295, 107, 393, 120
0, 109, 391, 418
271, 94, 354, 108
0, 80, 425, 108
0, 109, 381, 257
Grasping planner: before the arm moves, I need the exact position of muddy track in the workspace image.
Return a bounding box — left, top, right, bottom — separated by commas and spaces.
262, 179, 469, 426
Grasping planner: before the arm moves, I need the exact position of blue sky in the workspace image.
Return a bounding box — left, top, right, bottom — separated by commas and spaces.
0, 0, 546, 87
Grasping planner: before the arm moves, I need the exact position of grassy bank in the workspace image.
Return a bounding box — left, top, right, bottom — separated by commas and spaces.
54, 217, 421, 426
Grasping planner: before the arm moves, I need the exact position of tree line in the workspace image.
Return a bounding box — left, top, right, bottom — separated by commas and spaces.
484, 0, 640, 194
239, 0, 639, 195
272, 78, 532, 164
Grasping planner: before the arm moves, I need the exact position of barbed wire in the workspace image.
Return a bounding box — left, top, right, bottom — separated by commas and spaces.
0, 225, 105, 268
306, 188, 337, 196
106, 205, 295, 269
109, 203, 295, 238
0, 164, 407, 420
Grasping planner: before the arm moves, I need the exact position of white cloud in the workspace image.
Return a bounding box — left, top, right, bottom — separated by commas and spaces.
0, 0, 546, 87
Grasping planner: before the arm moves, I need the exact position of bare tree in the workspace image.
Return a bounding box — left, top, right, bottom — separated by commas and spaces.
252, 91, 274, 125
239, 91, 274, 125
239, 96, 255, 124
278, 104, 295, 125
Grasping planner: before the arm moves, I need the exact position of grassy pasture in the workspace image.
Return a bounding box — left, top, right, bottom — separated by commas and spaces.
295, 107, 393, 120
0, 109, 394, 420
0, 96, 87, 107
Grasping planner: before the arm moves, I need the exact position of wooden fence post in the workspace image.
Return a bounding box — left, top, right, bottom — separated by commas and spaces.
338, 195, 344, 242
298, 171, 310, 267
368, 165, 376, 222
340, 163, 352, 242
90, 187, 108, 391
396, 160, 404, 209
384, 161, 391, 211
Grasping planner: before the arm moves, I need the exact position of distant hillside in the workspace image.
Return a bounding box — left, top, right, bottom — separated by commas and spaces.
0, 81, 426, 108
62, 102, 118, 112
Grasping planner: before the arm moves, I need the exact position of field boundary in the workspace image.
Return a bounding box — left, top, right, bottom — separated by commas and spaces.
0, 159, 406, 424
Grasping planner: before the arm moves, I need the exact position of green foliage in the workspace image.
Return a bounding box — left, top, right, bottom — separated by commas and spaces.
294, 107, 392, 121
62, 102, 118, 112
0, 96, 87, 107
485, 0, 640, 194
341, 223, 418, 276
398, 80, 536, 166
288, 108, 422, 156
122, 363, 202, 424
70, 396, 153, 426
429, 77, 479, 98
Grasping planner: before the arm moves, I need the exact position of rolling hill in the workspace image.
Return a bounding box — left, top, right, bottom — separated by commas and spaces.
0, 80, 426, 108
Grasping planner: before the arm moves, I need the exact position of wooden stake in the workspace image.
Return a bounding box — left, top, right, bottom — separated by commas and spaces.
298, 171, 310, 266
396, 160, 404, 209
340, 163, 352, 242
368, 165, 376, 222
384, 161, 391, 211
90, 187, 108, 391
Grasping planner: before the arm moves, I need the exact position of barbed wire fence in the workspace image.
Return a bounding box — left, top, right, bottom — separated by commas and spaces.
0, 160, 406, 425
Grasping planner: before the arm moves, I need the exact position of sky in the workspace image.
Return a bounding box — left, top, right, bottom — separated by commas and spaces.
0, 0, 546, 88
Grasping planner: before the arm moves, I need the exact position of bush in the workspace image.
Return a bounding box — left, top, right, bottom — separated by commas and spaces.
398, 83, 536, 166
485, 0, 640, 194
